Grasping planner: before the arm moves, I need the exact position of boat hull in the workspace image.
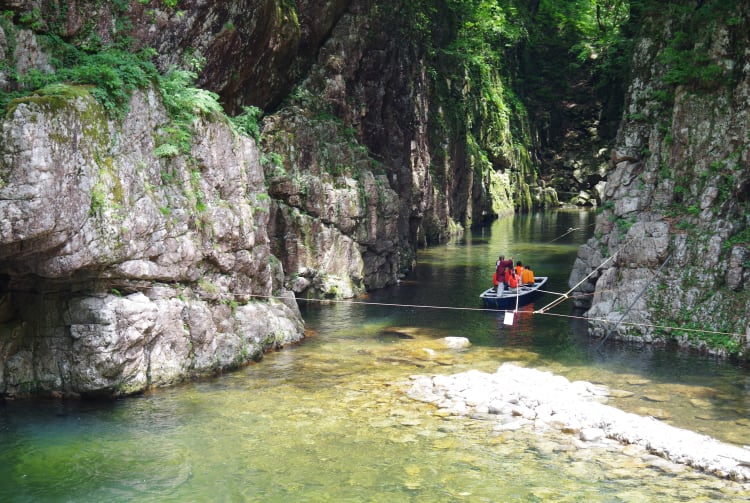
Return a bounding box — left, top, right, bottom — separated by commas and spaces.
479, 277, 548, 310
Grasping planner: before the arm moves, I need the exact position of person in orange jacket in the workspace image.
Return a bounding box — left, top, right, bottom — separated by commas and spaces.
505, 265, 519, 288
521, 264, 535, 285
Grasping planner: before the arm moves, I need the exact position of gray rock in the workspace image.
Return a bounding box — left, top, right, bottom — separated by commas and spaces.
0, 89, 304, 397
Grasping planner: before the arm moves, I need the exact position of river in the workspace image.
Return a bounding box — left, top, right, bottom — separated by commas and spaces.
1, 210, 749, 501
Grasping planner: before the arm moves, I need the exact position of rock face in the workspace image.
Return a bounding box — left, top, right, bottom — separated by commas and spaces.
259, 1, 547, 295
261, 4, 420, 295
0, 87, 303, 397
569, 3, 750, 356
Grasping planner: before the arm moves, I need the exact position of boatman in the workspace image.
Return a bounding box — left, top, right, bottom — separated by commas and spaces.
495, 255, 514, 286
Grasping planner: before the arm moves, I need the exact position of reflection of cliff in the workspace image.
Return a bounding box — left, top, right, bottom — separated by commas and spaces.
569, 3, 750, 357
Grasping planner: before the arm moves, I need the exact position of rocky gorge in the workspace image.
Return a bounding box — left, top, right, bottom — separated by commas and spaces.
0, 0, 749, 399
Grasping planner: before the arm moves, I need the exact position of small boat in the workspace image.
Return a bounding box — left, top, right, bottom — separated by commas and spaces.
479, 277, 549, 310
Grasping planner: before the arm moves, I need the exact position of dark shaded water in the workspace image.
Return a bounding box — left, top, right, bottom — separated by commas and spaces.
1, 210, 749, 501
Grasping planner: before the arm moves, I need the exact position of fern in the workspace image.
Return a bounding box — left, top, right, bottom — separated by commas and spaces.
156, 65, 224, 157
154, 144, 180, 159
231, 105, 263, 141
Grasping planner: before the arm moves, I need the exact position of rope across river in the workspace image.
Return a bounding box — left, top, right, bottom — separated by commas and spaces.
248, 288, 748, 342
248, 224, 746, 343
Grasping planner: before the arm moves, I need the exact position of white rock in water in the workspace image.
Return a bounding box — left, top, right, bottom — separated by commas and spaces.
580, 427, 605, 442
442, 337, 471, 349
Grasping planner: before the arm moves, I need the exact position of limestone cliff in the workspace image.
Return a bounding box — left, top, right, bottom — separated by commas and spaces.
570, 1, 750, 356
258, 0, 550, 297
0, 84, 304, 397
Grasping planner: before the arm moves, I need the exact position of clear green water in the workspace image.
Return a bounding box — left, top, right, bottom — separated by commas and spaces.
1, 211, 749, 501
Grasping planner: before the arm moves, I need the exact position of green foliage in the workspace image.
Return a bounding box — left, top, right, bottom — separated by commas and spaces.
440, 0, 526, 84
644, 0, 746, 92
626, 112, 648, 122
1, 15, 158, 118
526, 0, 634, 96
615, 215, 636, 235
159, 65, 222, 119
89, 184, 107, 217
673, 322, 743, 355
596, 200, 615, 215
154, 143, 181, 159
156, 59, 223, 156
230, 106, 263, 141
659, 31, 725, 90
260, 152, 286, 181
552, 0, 631, 63
1, 5, 221, 128
190, 169, 207, 213
724, 227, 750, 250
18, 7, 44, 30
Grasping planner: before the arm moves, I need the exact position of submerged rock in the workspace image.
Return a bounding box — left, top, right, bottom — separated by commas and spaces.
407, 363, 750, 481
441, 337, 471, 349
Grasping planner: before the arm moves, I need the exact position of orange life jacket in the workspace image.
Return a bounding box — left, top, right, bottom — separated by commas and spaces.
521, 268, 535, 285
506, 269, 519, 288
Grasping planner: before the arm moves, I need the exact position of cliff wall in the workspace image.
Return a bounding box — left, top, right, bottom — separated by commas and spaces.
569, 1, 750, 356
0, 83, 303, 397
259, 0, 555, 298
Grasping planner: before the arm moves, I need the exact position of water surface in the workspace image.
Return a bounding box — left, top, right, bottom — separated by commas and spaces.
1, 211, 749, 501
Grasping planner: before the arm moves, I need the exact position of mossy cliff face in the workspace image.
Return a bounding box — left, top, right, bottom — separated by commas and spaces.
258, 0, 547, 295
569, 2, 750, 357
260, 3, 418, 293
262, 107, 400, 296
0, 88, 303, 398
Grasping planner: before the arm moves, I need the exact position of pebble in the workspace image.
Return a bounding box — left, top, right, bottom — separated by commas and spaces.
626, 378, 651, 385
642, 394, 670, 402
609, 389, 635, 398
580, 427, 605, 442
689, 398, 713, 408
